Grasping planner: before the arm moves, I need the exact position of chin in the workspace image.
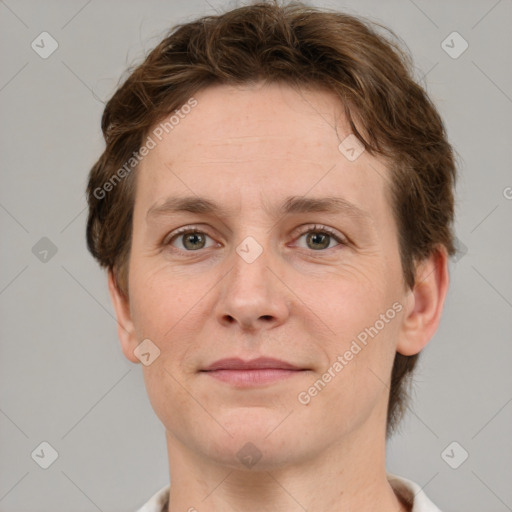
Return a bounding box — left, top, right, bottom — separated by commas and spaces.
193, 413, 309, 470
209, 437, 301, 472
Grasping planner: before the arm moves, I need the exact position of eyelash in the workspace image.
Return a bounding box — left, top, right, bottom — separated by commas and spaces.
164, 224, 347, 254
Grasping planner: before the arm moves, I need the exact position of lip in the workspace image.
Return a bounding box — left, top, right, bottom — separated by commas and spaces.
200, 357, 307, 386
202, 357, 302, 371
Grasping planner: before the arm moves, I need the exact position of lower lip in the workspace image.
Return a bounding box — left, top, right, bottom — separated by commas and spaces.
203, 369, 304, 386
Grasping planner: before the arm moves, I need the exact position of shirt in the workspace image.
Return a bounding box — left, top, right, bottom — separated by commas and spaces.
136, 473, 442, 511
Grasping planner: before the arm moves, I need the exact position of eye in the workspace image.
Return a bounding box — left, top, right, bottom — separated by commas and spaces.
294, 225, 346, 251
163, 224, 346, 254
165, 228, 217, 251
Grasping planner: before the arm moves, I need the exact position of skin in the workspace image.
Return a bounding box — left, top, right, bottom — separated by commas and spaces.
108, 82, 449, 512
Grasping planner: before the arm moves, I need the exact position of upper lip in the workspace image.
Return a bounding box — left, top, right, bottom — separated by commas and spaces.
202, 357, 303, 371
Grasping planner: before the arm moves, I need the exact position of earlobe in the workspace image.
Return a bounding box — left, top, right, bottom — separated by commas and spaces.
396, 247, 450, 356
107, 270, 140, 364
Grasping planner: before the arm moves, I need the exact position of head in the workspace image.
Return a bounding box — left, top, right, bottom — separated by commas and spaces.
86, 0, 456, 462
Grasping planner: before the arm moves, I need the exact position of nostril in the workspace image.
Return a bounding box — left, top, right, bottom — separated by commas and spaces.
260, 315, 273, 321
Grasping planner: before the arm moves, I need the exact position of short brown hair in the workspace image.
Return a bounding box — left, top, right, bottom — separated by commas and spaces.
86, 0, 457, 437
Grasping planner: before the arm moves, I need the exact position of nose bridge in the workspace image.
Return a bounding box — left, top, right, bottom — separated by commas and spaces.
232, 235, 269, 291
216, 233, 289, 330
229, 233, 272, 301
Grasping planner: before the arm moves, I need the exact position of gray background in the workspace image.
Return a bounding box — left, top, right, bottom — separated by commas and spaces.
0, 0, 511, 511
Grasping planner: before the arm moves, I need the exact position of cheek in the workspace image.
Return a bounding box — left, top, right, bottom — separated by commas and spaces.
140, 361, 196, 439
306, 271, 402, 400
128, 259, 203, 340
309, 268, 388, 338
127, 260, 225, 392
302, 320, 400, 437
129, 268, 204, 429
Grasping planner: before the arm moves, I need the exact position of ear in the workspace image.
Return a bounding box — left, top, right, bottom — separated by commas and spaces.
396, 246, 450, 356
107, 269, 140, 364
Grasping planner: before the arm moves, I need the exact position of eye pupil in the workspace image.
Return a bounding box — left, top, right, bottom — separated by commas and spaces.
183, 233, 206, 250
307, 232, 330, 250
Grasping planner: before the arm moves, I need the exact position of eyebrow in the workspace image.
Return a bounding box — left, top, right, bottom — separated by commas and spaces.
146, 195, 371, 221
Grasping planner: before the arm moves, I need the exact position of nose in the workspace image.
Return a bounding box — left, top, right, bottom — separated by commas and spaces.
215, 242, 290, 332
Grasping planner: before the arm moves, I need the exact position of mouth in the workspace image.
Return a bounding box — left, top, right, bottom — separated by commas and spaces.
200, 357, 308, 386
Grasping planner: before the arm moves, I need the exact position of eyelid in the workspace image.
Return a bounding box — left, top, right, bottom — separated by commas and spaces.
291, 223, 348, 245
163, 224, 217, 246
163, 223, 347, 252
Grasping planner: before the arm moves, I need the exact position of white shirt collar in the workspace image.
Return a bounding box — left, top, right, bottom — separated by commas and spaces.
388, 473, 442, 511
136, 473, 442, 512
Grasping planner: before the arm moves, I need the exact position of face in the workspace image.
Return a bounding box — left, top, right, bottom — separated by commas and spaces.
113, 82, 426, 470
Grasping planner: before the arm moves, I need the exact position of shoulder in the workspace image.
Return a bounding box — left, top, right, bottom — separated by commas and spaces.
387, 473, 442, 512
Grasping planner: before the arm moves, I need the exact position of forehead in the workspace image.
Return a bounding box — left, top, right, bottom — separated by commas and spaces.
135, 82, 391, 217
154, 83, 350, 163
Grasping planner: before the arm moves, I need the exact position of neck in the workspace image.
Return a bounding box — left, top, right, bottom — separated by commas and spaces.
164, 416, 408, 512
